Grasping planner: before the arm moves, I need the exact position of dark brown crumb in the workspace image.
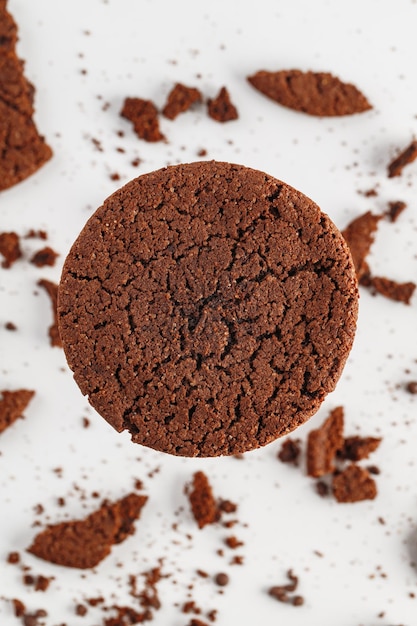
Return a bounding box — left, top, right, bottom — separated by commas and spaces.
162, 83, 202, 119
37, 278, 62, 347
12, 599, 26, 617
182, 600, 202, 614
0, 231, 22, 268
341, 211, 382, 281
27, 493, 148, 568
367, 464, 381, 475
306, 406, 344, 478
197, 148, 207, 157
315, 480, 329, 497
224, 536, 243, 549
268, 569, 303, 606
358, 188, 378, 197
388, 140, 417, 178
207, 610, 217, 622
75, 604, 88, 616
120, 98, 165, 142
187, 471, 220, 529
5, 321, 17, 330
230, 555, 244, 565
385, 200, 407, 222
7, 551, 20, 564
406, 381, 417, 394
218, 499, 237, 514
339, 436, 381, 461
214, 572, 229, 586
247, 69, 372, 116
103, 605, 147, 626
207, 87, 238, 122
34, 575, 52, 592
187, 620, 210, 626
360, 275, 416, 305
30, 246, 59, 268
25, 230, 48, 240
82, 417, 90, 428
332, 464, 377, 503
196, 569, 209, 578
277, 438, 301, 466
0, 389, 35, 434
131, 157, 141, 167
109, 172, 120, 181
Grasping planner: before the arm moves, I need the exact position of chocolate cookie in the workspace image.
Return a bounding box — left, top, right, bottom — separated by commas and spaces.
58, 161, 358, 457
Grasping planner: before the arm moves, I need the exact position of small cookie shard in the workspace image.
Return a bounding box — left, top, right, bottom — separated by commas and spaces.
341, 211, 382, 281
187, 471, 220, 529
0, 231, 22, 268
0, 389, 35, 434
162, 83, 202, 120
306, 406, 344, 478
387, 140, 417, 178
207, 87, 238, 122
332, 464, 377, 503
361, 275, 416, 305
385, 200, 407, 223
120, 97, 165, 142
58, 161, 358, 457
37, 278, 62, 347
247, 69, 372, 116
0, 1, 52, 191
339, 436, 381, 462
27, 493, 147, 569
30, 246, 59, 268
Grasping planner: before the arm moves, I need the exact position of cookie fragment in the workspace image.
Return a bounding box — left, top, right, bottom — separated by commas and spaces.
277, 438, 301, 466
58, 161, 358, 457
30, 246, 59, 268
361, 275, 416, 305
341, 211, 382, 282
385, 200, 407, 223
187, 471, 220, 529
37, 278, 62, 347
247, 69, 372, 116
339, 436, 381, 461
120, 97, 165, 142
0, 1, 52, 190
162, 83, 202, 120
0, 389, 35, 434
0, 231, 22, 267
387, 140, 417, 178
332, 464, 377, 503
207, 87, 238, 122
306, 406, 344, 478
27, 493, 147, 568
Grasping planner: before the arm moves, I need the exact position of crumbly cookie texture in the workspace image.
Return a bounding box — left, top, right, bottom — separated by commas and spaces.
0, 1, 52, 191
58, 161, 358, 457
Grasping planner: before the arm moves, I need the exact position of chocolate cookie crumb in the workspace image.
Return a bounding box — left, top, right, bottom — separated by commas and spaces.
277, 438, 301, 466
307, 406, 344, 478
332, 464, 377, 503
218, 499, 237, 514
37, 278, 62, 347
0, 389, 35, 434
224, 536, 243, 549
162, 83, 202, 119
7, 551, 20, 564
387, 140, 417, 178
187, 471, 220, 529
120, 97, 165, 142
188, 619, 209, 626
27, 492, 147, 568
0, 2, 52, 191
30, 246, 59, 268
12, 599, 26, 617
25, 230, 48, 240
341, 211, 382, 281
0, 231, 22, 268
362, 276, 416, 305
75, 604, 88, 616
207, 87, 238, 122
247, 69, 372, 116
386, 200, 407, 223
339, 436, 381, 461
268, 569, 303, 606
214, 572, 229, 586
406, 381, 417, 394
5, 321, 17, 330
316, 480, 329, 497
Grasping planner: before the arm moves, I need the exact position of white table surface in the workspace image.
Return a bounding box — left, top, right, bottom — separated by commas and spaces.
1, 0, 417, 624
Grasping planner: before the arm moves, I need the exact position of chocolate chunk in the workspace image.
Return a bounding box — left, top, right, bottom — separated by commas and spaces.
27, 493, 147, 568
120, 97, 165, 142
207, 87, 238, 122
162, 82, 202, 119
0, 2, 52, 191
387, 140, 417, 178
332, 464, 377, 503
307, 406, 344, 478
58, 162, 358, 457
247, 69, 372, 116
0, 389, 35, 434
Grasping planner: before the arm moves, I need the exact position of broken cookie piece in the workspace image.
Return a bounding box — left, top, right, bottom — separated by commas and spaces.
0, 389, 35, 434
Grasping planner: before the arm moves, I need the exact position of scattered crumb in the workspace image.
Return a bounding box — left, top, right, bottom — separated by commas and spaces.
387, 139, 417, 178
360, 275, 416, 305
0, 389, 35, 435
0, 232, 22, 268
341, 211, 382, 281
207, 87, 238, 122
385, 200, 407, 222
268, 569, 304, 606
277, 438, 301, 466
120, 97, 165, 142
162, 83, 202, 119
214, 572, 229, 587
332, 464, 377, 503
339, 436, 381, 462
30, 246, 59, 268
37, 279, 62, 347
307, 406, 344, 477
187, 471, 220, 529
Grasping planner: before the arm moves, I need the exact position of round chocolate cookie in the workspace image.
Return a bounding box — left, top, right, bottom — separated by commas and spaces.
58, 161, 358, 457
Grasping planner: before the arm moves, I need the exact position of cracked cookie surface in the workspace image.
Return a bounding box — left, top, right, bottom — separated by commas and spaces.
58, 161, 358, 457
